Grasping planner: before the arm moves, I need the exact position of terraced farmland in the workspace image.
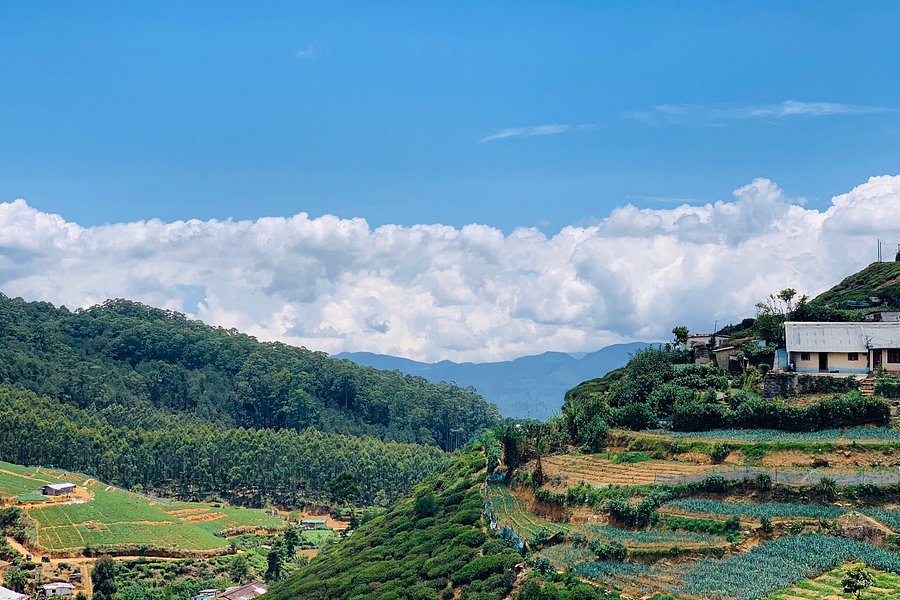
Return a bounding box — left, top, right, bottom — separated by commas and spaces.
571, 535, 900, 599
540, 455, 707, 486
769, 564, 900, 599
645, 428, 900, 443
485, 483, 567, 542
662, 499, 848, 521
4, 461, 284, 554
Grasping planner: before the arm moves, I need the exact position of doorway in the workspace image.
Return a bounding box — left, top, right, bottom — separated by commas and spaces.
874, 350, 882, 370
819, 353, 829, 372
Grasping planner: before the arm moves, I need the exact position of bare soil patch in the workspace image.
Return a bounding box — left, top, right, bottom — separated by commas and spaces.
183, 512, 226, 523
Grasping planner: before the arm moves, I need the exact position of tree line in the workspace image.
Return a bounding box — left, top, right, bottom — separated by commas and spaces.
0, 295, 499, 450
0, 386, 444, 507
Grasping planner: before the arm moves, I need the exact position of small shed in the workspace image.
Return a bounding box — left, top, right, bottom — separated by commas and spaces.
41, 483, 76, 497
301, 519, 328, 530
41, 583, 74, 597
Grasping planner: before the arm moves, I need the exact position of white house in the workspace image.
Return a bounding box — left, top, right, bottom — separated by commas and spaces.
41, 583, 74, 597
785, 322, 900, 374
41, 483, 76, 497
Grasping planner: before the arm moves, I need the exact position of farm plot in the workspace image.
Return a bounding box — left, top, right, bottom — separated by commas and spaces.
574, 523, 722, 546
31, 485, 174, 528
646, 428, 900, 443
769, 564, 900, 599
662, 499, 848, 522
673, 535, 900, 600
540, 455, 707, 487
485, 483, 567, 542
569, 536, 900, 599
0, 461, 60, 499
165, 502, 283, 535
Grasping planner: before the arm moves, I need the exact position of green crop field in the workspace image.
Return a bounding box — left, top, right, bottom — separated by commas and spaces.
0, 460, 285, 553
485, 483, 568, 543
769, 564, 900, 599
0, 461, 61, 498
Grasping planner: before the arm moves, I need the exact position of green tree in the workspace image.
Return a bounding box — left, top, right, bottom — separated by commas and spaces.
413, 489, 438, 518
265, 539, 286, 582
842, 564, 875, 599
283, 525, 300, 558
328, 473, 359, 506
672, 326, 690, 348
91, 556, 118, 600
3, 566, 28, 593
229, 553, 251, 583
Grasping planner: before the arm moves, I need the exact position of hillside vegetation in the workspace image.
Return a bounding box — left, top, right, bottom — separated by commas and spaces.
0, 294, 502, 507
811, 261, 900, 309
266, 445, 612, 600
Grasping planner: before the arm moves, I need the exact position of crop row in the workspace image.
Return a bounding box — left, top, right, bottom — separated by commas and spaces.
572, 560, 650, 586
575, 523, 721, 544
662, 499, 847, 521
485, 484, 567, 542
673, 534, 900, 599
648, 427, 900, 442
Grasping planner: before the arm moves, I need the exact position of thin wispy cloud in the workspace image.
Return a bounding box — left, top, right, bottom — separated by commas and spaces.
479, 123, 595, 144
627, 100, 890, 125
295, 45, 317, 59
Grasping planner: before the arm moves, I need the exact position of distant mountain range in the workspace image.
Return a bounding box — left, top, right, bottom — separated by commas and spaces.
336, 342, 652, 419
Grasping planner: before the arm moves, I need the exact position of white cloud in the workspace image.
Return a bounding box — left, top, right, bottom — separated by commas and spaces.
627, 100, 890, 125
2, 175, 900, 362
295, 45, 316, 59
479, 124, 595, 144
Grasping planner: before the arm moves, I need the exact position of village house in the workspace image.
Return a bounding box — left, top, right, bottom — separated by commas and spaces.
300, 518, 328, 530
40, 583, 74, 597
785, 321, 900, 374
217, 583, 268, 600
864, 311, 900, 322
41, 483, 76, 497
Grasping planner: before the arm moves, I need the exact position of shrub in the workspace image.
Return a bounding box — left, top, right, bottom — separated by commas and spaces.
649, 383, 697, 416
672, 400, 731, 431
760, 516, 773, 535
580, 415, 609, 453
711, 443, 730, 464
754, 473, 772, 492
589, 540, 626, 561
611, 402, 657, 431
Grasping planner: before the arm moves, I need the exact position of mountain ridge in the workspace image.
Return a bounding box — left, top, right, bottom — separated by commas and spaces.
336, 342, 653, 419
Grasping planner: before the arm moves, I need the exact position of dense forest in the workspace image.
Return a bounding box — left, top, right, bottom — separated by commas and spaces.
0, 294, 500, 506
0, 295, 499, 449
0, 386, 444, 506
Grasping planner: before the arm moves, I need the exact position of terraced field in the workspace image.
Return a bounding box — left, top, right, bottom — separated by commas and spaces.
4, 461, 284, 554
485, 483, 567, 542
769, 564, 900, 599
540, 455, 707, 486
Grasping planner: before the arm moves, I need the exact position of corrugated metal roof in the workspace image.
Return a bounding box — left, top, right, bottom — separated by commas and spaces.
785, 322, 900, 353
0, 586, 29, 600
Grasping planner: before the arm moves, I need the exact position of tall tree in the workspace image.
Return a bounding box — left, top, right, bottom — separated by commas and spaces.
91, 556, 118, 600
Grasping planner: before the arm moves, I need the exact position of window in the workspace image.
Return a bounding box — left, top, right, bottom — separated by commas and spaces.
889, 349, 900, 364
800, 352, 811, 361
848, 352, 859, 361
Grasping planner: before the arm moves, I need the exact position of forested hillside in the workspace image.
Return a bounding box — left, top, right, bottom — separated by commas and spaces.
0, 295, 499, 448
0, 386, 442, 506
266, 444, 610, 600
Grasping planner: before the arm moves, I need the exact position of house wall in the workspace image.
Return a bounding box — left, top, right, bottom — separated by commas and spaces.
790, 351, 868, 374
873, 349, 900, 373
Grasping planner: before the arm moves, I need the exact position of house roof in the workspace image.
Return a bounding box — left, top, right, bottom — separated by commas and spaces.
0, 586, 29, 600
41, 583, 73, 591
785, 322, 900, 353
44, 483, 75, 491
218, 583, 268, 600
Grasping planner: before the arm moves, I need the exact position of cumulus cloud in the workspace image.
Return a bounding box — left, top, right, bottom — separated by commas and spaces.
2, 175, 900, 362
627, 101, 890, 125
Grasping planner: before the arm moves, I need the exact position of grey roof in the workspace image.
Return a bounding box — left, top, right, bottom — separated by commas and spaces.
41, 583, 73, 591
785, 322, 900, 353
0, 586, 29, 600
219, 583, 268, 600
44, 483, 75, 491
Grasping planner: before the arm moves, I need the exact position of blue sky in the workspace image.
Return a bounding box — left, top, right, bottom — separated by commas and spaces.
2, 2, 899, 232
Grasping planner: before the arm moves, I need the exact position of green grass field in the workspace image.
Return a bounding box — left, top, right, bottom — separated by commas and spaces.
0, 460, 284, 553
769, 564, 900, 599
